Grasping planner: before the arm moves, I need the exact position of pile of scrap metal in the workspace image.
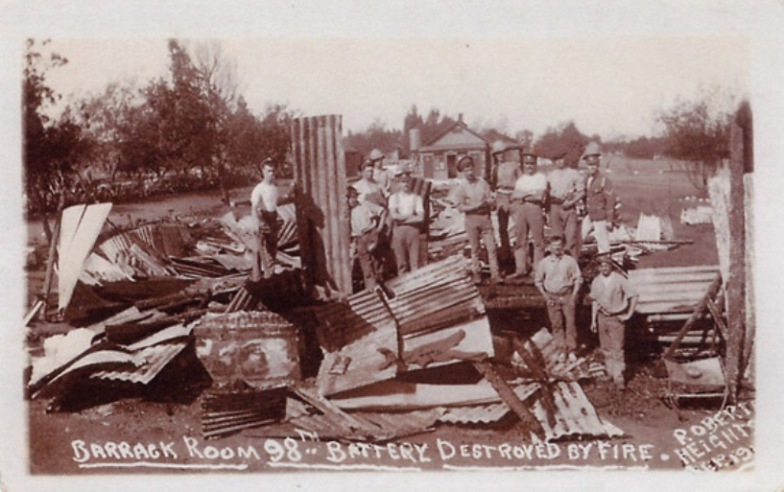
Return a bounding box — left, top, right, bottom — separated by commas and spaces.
30, 202, 301, 324
282, 255, 622, 443
27, 203, 624, 444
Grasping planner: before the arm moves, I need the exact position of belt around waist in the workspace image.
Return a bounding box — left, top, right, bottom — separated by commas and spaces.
496, 188, 514, 193
545, 287, 574, 296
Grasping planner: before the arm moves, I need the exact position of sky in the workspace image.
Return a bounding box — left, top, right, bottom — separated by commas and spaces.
41, 37, 748, 141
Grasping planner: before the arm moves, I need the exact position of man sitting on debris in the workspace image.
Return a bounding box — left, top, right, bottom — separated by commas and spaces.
534, 235, 583, 362
547, 150, 584, 258
451, 156, 503, 285
348, 186, 386, 291
250, 157, 292, 281
590, 255, 638, 388
388, 170, 425, 275
509, 152, 547, 279
353, 158, 388, 207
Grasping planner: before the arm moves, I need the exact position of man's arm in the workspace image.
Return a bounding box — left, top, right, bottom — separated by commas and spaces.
571, 261, 583, 301
534, 263, 551, 302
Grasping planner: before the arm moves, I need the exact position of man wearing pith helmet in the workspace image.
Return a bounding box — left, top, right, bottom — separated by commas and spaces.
509, 151, 547, 278
581, 142, 615, 254
490, 140, 521, 266
450, 155, 503, 284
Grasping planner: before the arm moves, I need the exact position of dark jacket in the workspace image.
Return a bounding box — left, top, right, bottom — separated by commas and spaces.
584, 172, 615, 221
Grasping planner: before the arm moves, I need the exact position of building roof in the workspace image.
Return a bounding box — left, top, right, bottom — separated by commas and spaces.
420, 120, 491, 153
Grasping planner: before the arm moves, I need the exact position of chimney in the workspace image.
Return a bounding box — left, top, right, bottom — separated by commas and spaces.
458, 113, 464, 123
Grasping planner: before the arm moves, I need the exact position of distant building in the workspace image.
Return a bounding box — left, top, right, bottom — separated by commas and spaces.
418, 114, 492, 181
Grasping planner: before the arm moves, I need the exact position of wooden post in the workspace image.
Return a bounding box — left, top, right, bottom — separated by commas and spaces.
725, 112, 747, 402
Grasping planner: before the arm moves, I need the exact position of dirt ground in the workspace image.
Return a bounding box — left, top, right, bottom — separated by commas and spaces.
24, 165, 755, 475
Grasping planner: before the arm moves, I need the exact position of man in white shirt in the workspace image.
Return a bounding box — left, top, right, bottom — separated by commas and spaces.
547, 151, 584, 258
509, 152, 548, 278
353, 159, 387, 207
388, 172, 425, 275
249, 158, 291, 280
348, 186, 385, 291
369, 148, 392, 197
535, 236, 583, 362
590, 255, 638, 388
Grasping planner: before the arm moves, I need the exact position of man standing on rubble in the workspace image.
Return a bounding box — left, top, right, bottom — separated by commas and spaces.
348, 186, 386, 291
582, 142, 615, 254
388, 170, 425, 275
509, 152, 547, 279
590, 255, 637, 388
451, 156, 503, 285
250, 157, 291, 281
535, 235, 583, 362
547, 150, 584, 258
490, 140, 521, 267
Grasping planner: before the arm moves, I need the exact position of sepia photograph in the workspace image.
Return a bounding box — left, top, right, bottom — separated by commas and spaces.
3, 1, 784, 491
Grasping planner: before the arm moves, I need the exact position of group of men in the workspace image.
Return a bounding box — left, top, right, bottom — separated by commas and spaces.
450, 143, 634, 386
488, 140, 617, 279
347, 149, 425, 291
252, 145, 635, 387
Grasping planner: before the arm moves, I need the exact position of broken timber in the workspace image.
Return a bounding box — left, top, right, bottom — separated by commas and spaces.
471, 360, 544, 440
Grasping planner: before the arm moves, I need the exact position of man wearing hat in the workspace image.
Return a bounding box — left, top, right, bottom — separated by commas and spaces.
509, 151, 547, 278
388, 170, 425, 275
490, 140, 521, 265
348, 186, 386, 291
547, 150, 584, 258
582, 142, 615, 254
451, 156, 502, 284
368, 148, 392, 197
535, 235, 583, 362
250, 157, 291, 280
353, 158, 388, 207
589, 255, 638, 388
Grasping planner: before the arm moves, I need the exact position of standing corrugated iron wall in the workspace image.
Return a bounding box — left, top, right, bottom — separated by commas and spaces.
291, 115, 352, 298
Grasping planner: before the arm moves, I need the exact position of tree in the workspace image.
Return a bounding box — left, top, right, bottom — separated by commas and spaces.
657, 91, 734, 190
533, 121, 589, 167
23, 39, 90, 240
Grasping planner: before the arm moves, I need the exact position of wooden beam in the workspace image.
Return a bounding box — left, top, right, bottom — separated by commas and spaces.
471, 360, 544, 441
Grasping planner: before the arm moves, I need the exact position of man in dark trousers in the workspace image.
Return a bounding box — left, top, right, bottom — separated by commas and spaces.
490, 140, 521, 267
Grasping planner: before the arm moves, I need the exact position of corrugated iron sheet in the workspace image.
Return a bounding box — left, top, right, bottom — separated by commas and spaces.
439, 381, 623, 441
531, 381, 624, 441
628, 265, 719, 314
438, 383, 540, 424
315, 255, 493, 396
90, 341, 187, 384
291, 114, 352, 297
